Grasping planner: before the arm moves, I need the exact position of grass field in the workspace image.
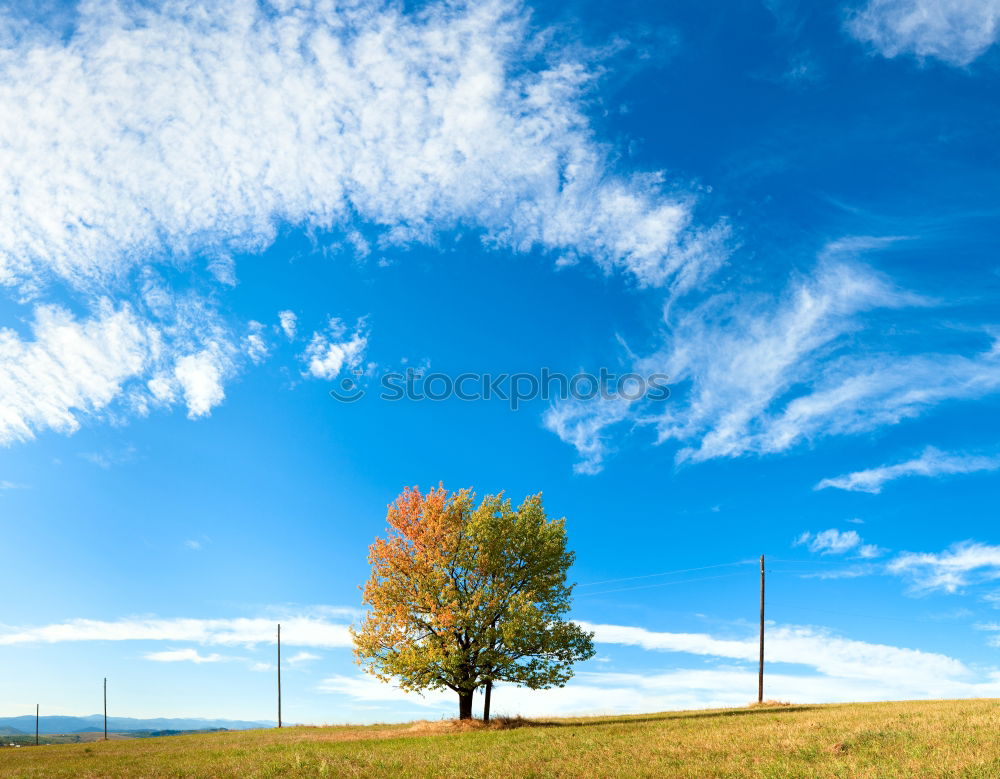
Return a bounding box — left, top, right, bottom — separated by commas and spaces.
2, 699, 999, 778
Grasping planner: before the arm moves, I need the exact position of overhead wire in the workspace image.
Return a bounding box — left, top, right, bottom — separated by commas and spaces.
576, 559, 755, 588
575, 571, 751, 597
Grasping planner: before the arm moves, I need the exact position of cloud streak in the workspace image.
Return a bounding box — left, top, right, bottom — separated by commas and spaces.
817, 447, 1000, 493
547, 253, 1000, 473
145, 648, 229, 664
888, 541, 1000, 593
580, 621, 966, 683
0, 615, 352, 648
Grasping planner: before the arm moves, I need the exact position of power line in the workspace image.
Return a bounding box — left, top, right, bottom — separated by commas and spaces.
766, 569, 860, 575
576, 571, 750, 597
766, 558, 853, 565
576, 560, 755, 588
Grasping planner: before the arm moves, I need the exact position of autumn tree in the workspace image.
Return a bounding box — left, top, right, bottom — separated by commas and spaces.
352, 485, 594, 720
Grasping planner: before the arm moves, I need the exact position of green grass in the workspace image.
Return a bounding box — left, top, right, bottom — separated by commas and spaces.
2, 699, 1000, 778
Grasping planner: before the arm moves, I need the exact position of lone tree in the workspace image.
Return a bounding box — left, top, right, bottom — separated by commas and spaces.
352, 485, 594, 720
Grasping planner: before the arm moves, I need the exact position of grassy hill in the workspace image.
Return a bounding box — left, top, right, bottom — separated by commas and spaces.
2, 698, 999, 778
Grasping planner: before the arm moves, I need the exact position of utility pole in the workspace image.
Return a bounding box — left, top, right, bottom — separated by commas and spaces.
103, 678, 108, 741
35, 704, 39, 746
758, 554, 765, 704
277, 624, 282, 728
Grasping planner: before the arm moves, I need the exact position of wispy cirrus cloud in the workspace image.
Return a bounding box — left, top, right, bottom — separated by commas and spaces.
287, 651, 322, 666
0, 0, 728, 446
580, 621, 966, 683
795, 529, 862, 555
145, 648, 230, 664
0, 298, 237, 444
0, 614, 352, 648
0, 0, 724, 295
817, 446, 1000, 493
887, 541, 1000, 593
794, 528, 884, 558
547, 251, 1000, 473
243, 321, 269, 366
302, 319, 368, 381
278, 311, 298, 341
847, 0, 1000, 66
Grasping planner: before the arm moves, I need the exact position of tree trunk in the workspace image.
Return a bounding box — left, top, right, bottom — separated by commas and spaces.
458, 689, 474, 720
483, 680, 492, 723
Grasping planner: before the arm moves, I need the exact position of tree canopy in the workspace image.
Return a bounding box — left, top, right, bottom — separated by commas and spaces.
352, 485, 594, 720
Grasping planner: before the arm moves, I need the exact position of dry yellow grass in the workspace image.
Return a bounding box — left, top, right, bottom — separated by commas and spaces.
2, 698, 1000, 778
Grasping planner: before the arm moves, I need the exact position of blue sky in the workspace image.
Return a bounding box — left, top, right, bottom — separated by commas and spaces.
2, 0, 1000, 725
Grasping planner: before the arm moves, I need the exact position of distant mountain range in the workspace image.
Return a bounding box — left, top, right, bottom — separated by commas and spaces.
0, 715, 274, 734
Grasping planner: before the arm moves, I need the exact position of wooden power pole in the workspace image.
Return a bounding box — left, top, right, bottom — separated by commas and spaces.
277, 623, 282, 728
758, 555, 765, 703
35, 704, 39, 746
103, 678, 108, 741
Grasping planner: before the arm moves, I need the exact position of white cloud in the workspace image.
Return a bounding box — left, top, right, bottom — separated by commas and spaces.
302, 319, 368, 380
243, 321, 269, 365
206, 255, 237, 287
184, 539, 202, 551
0, 480, 26, 489
319, 674, 452, 706
580, 621, 966, 683
548, 262, 943, 472
795, 529, 862, 555
287, 651, 321, 666
543, 395, 631, 475
318, 666, 1000, 717
847, 0, 1000, 66
278, 311, 297, 341
817, 446, 1000, 493
8, 606, 1000, 715
888, 541, 1000, 593
145, 648, 228, 664
0, 0, 723, 295
0, 295, 248, 443
547, 256, 1000, 473
801, 566, 879, 580
173, 350, 227, 419
0, 303, 156, 444
794, 530, 886, 562
320, 620, 1000, 717
0, 615, 352, 648
80, 445, 139, 470
0, 0, 731, 446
